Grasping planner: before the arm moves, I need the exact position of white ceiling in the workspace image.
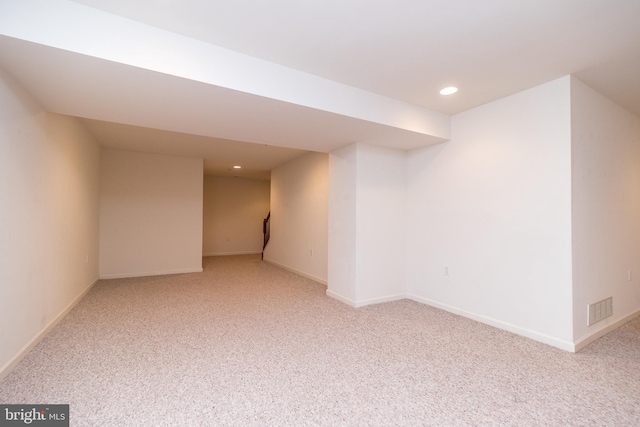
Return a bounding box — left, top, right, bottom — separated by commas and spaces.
1, 0, 639, 178
81, 118, 306, 180
68, 0, 640, 116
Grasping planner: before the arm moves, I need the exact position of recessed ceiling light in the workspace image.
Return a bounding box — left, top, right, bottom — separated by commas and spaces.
440, 87, 458, 95
233, 165, 242, 169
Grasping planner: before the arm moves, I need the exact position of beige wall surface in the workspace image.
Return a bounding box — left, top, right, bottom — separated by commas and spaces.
0, 67, 101, 375
571, 77, 640, 344
99, 149, 203, 278
264, 152, 328, 284
202, 176, 270, 256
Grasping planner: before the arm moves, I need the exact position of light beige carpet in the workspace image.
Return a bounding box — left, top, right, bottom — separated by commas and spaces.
1, 255, 639, 426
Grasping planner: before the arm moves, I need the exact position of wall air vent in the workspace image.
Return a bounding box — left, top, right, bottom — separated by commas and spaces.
587, 297, 613, 326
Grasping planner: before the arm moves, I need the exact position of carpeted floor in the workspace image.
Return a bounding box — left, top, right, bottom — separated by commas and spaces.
1, 255, 639, 426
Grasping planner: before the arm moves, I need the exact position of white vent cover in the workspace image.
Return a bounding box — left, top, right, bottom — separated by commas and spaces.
587, 297, 613, 326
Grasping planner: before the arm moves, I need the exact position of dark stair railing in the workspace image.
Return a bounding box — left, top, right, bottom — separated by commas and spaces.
262, 212, 270, 260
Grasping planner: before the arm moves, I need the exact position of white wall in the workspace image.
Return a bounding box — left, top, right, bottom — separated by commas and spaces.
0, 67, 100, 377
356, 144, 406, 304
570, 77, 640, 346
263, 152, 328, 284
328, 143, 407, 306
99, 149, 203, 278
328, 144, 358, 301
202, 176, 270, 256
406, 77, 575, 349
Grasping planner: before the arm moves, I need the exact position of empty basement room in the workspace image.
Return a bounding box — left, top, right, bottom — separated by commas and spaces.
1, 1, 640, 425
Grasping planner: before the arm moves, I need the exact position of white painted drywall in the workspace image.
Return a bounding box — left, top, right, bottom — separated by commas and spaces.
406, 76, 574, 349
0, 67, 100, 375
570, 77, 640, 343
0, 0, 450, 150
202, 176, 270, 256
99, 149, 203, 278
263, 152, 328, 284
328, 144, 358, 302
327, 143, 407, 306
355, 144, 407, 304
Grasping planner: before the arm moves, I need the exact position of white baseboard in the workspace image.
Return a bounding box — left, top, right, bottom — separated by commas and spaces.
326, 290, 638, 353
326, 290, 357, 307
325, 291, 406, 308
0, 277, 100, 382
262, 258, 327, 286
326, 290, 575, 352
100, 267, 202, 280
203, 251, 261, 257
353, 294, 407, 308
407, 294, 576, 352
573, 307, 640, 352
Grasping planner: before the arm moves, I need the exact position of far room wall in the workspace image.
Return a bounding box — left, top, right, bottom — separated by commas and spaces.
264, 152, 329, 284
99, 148, 204, 279
202, 176, 270, 256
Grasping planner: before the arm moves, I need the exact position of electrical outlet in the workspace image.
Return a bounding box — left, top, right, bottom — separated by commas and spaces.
444, 266, 449, 276
310, 249, 314, 256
